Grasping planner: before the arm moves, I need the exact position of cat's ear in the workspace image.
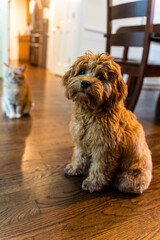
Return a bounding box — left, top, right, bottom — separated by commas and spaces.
19, 64, 26, 72
3, 63, 10, 68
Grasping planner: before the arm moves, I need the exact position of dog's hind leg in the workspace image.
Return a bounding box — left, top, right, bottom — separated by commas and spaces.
115, 168, 152, 194
116, 136, 152, 194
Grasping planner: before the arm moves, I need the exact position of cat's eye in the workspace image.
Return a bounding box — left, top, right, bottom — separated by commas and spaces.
79, 70, 85, 75
96, 74, 105, 81
14, 72, 23, 78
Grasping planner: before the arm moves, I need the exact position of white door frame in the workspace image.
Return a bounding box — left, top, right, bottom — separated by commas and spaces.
0, 0, 9, 78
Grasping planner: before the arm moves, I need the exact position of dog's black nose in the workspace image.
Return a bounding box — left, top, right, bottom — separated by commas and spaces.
81, 81, 90, 89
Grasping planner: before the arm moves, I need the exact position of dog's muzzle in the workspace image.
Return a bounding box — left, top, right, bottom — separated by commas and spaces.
81, 81, 90, 89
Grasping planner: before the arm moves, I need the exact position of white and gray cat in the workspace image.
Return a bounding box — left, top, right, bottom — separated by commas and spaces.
1, 63, 32, 119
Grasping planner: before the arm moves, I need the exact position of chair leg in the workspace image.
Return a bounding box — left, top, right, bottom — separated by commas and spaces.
125, 75, 144, 111
155, 93, 160, 124
125, 75, 137, 108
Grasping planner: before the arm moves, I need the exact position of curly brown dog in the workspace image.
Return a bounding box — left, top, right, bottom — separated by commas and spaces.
62, 51, 152, 194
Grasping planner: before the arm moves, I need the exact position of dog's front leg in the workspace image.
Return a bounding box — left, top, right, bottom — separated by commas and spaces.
81, 152, 116, 193
82, 160, 108, 192
64, 146, 89, 176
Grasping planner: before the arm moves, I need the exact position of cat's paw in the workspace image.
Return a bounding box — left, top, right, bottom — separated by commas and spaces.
16, 113, 22, 118
8, 113, 16, 119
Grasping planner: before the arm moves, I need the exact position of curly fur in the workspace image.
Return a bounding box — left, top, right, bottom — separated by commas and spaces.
62, 52, 152, 194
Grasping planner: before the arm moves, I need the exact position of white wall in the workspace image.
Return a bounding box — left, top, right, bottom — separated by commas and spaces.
46, 0, 56, 70
47, 0, 84, 75
80, 0, 106, 55
10, 0, 29, 60
0, 0, 9, 78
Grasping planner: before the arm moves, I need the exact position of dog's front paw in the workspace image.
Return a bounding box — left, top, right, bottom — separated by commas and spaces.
82, 178, 103, 193
64, 163, 83, 176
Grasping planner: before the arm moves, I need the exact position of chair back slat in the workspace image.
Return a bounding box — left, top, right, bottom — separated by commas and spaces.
110, 1, 147, 20
106, 0, 157, 111
107, 0, 155, 53
109, 32, 145, 47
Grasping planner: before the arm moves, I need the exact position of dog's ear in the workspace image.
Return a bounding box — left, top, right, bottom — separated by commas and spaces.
116, 74, 128, 102
62, 69, 72, 86
108, 61, 128, 104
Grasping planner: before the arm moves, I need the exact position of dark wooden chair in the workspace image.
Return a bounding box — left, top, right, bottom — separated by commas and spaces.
105, 0, 160, 111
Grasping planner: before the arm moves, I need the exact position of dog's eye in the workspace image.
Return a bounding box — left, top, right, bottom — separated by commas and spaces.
97, 74, 105, 81
79, 70, 85, 75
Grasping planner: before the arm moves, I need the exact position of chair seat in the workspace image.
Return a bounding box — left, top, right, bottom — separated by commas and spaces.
149, 33, 160, 42
115, 58, 140, 65
114, 58, 160, 77
150, 36, 160, 42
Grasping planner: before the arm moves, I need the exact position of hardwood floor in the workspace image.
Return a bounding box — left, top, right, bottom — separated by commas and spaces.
0, 63, 160, 240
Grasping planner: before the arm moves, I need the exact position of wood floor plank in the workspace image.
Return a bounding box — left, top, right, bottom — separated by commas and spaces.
0, 201, 40, 228
1, 194, 160, 240
0, 63, 159, 239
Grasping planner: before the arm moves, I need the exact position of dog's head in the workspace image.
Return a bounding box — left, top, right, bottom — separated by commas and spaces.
62, 52, 127, 109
